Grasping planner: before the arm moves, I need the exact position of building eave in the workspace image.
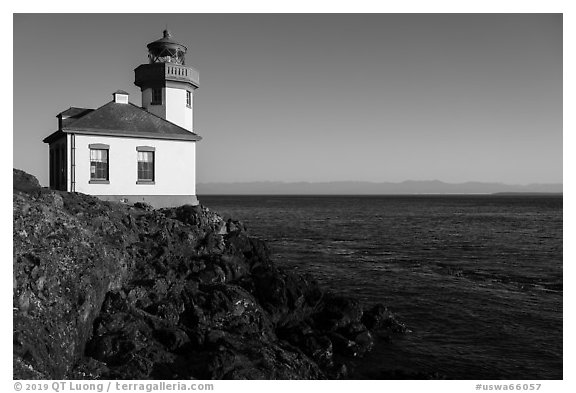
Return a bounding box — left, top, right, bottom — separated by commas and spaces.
43, 130, 67, 144
60, 127, 202, 141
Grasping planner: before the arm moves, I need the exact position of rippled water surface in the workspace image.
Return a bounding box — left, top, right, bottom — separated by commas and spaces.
200, 195, 563, 379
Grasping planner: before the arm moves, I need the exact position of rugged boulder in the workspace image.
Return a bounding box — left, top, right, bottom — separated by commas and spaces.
13, 169, 406, 380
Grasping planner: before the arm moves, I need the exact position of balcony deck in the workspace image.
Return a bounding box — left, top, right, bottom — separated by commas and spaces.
135, 63, 199, 89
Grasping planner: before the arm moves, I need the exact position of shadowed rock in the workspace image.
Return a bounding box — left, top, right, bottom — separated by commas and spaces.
13, 169, 406, 380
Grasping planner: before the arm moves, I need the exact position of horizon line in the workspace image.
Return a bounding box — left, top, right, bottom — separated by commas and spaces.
197, 180, 564, 186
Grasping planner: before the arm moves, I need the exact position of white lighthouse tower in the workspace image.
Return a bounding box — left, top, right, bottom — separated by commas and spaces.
134, 30, 200, 131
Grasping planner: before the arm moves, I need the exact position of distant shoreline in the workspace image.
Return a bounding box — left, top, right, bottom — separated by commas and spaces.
490, 192, 563, 196
198, 193, 563, 197
197, 181, 562, 196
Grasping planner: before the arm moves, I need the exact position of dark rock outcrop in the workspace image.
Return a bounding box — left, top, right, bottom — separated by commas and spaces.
13, 169, 406, 380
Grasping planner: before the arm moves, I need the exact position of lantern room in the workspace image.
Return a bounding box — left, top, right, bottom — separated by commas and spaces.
146, 30, 187, 65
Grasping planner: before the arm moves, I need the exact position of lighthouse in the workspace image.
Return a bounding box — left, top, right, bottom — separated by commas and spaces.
43, 30, 202, 208
134, 30, 200, 132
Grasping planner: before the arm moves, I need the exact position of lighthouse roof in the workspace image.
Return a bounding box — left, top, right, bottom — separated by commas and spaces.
147, 30, 187, 52
44, 100, 201, 143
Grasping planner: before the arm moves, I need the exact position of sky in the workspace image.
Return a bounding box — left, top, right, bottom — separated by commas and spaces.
13, 13, 562, 186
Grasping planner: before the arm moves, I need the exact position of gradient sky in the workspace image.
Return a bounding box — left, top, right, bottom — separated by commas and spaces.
13, 13, 562, 186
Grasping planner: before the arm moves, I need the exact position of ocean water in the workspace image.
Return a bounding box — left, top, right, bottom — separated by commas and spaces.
199, 195, 563, 380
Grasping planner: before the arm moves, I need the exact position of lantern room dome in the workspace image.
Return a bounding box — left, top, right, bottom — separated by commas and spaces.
146, 30, 187, 65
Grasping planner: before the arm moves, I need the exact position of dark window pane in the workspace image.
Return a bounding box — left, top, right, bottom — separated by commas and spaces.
152, 88, 162, 104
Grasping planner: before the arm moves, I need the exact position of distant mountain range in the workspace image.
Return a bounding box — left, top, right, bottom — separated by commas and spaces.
197, 180, 563, 195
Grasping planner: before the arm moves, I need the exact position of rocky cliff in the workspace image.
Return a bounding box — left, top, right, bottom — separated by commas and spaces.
13, 169, 406, 380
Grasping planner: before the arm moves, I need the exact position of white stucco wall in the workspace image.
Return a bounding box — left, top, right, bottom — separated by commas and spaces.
165, 87, 193, 131
72, 134, 196, 196
141, 87, 193, 131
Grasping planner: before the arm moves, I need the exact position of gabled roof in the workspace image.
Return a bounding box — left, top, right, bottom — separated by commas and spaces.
57, 107, 95, 129
57, 107, 94, 119
44, 101, 201, 143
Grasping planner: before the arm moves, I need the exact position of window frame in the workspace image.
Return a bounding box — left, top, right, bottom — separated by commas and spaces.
186, 90, 192, 108
88, 144, 110, 184
151, 88, 162, 105
136, 146, 156, 184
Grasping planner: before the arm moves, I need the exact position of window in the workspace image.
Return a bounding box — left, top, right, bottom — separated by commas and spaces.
90, 149, 109, 181
186, 91, 192, 108
151, 88, 162, 105
137, 150, 155, 182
